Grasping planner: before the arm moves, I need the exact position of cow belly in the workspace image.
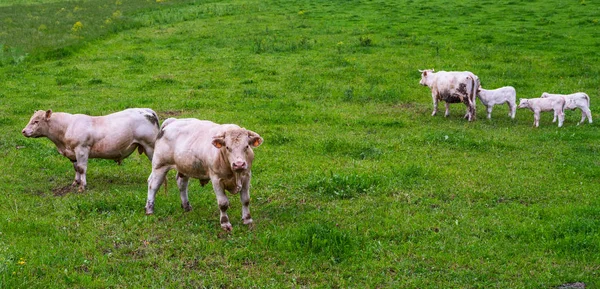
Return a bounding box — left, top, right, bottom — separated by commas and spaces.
175, 164, 209, 180
440, 92, 464, 103
89, 142, 137, 160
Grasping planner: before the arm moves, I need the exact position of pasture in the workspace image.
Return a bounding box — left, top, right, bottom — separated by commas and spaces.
1, 0, 599, 287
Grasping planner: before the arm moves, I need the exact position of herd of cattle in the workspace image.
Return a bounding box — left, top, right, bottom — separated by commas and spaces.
20, 69, 592, 231
419, 69, 593, 127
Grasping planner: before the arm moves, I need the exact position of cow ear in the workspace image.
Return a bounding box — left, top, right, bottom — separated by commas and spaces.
45, 109, 53, 119
247, 131, 263, 147
212, 133, 225, 149
212, 138, 225, 149
422, 71, 427, 76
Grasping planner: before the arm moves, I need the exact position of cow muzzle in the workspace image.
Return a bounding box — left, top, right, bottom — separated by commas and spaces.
232, 161, 247, 171
22, 129, 32, 137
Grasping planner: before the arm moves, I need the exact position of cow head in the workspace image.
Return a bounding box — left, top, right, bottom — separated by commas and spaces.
517, 99, 530, 109
212, 128, 263, 172
418, 69, 434, 86
540, 92, 549, 98
22, 110, 53, 138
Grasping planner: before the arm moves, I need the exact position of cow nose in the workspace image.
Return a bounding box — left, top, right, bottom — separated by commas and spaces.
232, 161, 246, 170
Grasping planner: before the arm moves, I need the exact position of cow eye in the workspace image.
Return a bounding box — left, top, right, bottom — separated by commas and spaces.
33, 121, 39, 124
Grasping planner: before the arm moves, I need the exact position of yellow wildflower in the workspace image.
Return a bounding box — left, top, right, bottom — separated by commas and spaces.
71, 21, 83, 33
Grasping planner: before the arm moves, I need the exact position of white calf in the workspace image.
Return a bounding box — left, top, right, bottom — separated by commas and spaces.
477, 86, 517, 119
517, 96, 565, 128
541, 92, 592, 125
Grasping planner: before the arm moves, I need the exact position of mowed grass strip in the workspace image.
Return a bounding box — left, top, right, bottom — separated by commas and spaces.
1, 0, 599, 287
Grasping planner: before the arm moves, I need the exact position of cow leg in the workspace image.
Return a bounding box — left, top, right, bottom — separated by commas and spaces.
444, 102, 450, 117
146, 166, 169, 215
240, 177, 253, 226
486, 105, 493, 119
211, 179, 232, 232
71, 160, 81, 188
73, 147, 89, 192
176, 172, 192, 212
432, 96, 439, 116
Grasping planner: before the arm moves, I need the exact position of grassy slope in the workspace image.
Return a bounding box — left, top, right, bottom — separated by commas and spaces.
1, 0, 600, 287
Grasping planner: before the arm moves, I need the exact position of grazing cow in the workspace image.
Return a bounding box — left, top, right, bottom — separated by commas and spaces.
145, 118, 263, 232
541, 92, 592, 125
517, 96, 566, 127
477, 86, 517, 119
419, 69, 480, 121
22, 108, 160, 192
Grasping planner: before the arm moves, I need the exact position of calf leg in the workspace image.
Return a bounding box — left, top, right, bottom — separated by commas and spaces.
534, 111, 540, 127
486, 105, 493, 119
580, 108, 592, 124
557, 110, 564, 128
585, 108, 593, 123
73, 147, 89, 192
211, 180, 232, 231
444, 102, 450, 117
432, 96, 439, 116
146, 166, 169, 215
176, 172, 192, 211
508, 102, 516, 119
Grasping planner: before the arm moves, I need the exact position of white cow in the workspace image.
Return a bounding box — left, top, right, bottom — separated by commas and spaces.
541, 92, 592, 125
517, 96, 566, 127
22, 108, 160, 191
477, 86, 517, 119
419, 69, 480, 121
145, 118, 263, 232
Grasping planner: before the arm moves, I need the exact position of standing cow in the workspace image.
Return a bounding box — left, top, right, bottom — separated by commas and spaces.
145, 118, 263, 232
477, 86, 517, 119
517, 96, 566, 127
22, 108, 160, 192
541, 92, 592, 125
419, 69, 480, 121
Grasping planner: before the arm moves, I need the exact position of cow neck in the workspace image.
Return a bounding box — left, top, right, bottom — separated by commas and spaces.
45, 113, 73, 147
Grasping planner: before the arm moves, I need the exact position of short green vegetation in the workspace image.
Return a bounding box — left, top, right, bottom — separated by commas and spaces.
1, 0, 599, 287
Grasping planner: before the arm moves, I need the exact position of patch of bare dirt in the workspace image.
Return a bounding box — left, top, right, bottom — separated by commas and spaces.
52, 185, 75, 196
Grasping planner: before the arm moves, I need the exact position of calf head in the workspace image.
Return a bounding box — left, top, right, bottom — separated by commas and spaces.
22, 110, 53, 138
212, 128, 263, 172
517, 99, 530, 109
418, 69, 434, 86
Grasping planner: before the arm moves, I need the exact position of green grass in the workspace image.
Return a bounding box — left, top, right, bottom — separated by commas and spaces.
1, 0, 600, 287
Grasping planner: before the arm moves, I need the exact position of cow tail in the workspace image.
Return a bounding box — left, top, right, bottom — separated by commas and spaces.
469, 75, 478, 120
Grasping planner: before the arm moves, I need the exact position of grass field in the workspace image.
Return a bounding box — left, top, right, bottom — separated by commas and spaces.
1, 0, 600, 287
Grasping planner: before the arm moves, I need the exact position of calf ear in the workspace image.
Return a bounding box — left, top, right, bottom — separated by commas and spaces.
212, 133, 225, 149
45, 109, 53, 119
247, 131, 263, 147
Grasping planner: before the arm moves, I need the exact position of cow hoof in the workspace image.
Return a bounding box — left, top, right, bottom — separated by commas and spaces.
145, 203, 154, 215
221, 222, 232, 232
431, 112, 437, 116
243, 218, 253, 225
78, 186, 85, 193
181, 202, 192, 212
